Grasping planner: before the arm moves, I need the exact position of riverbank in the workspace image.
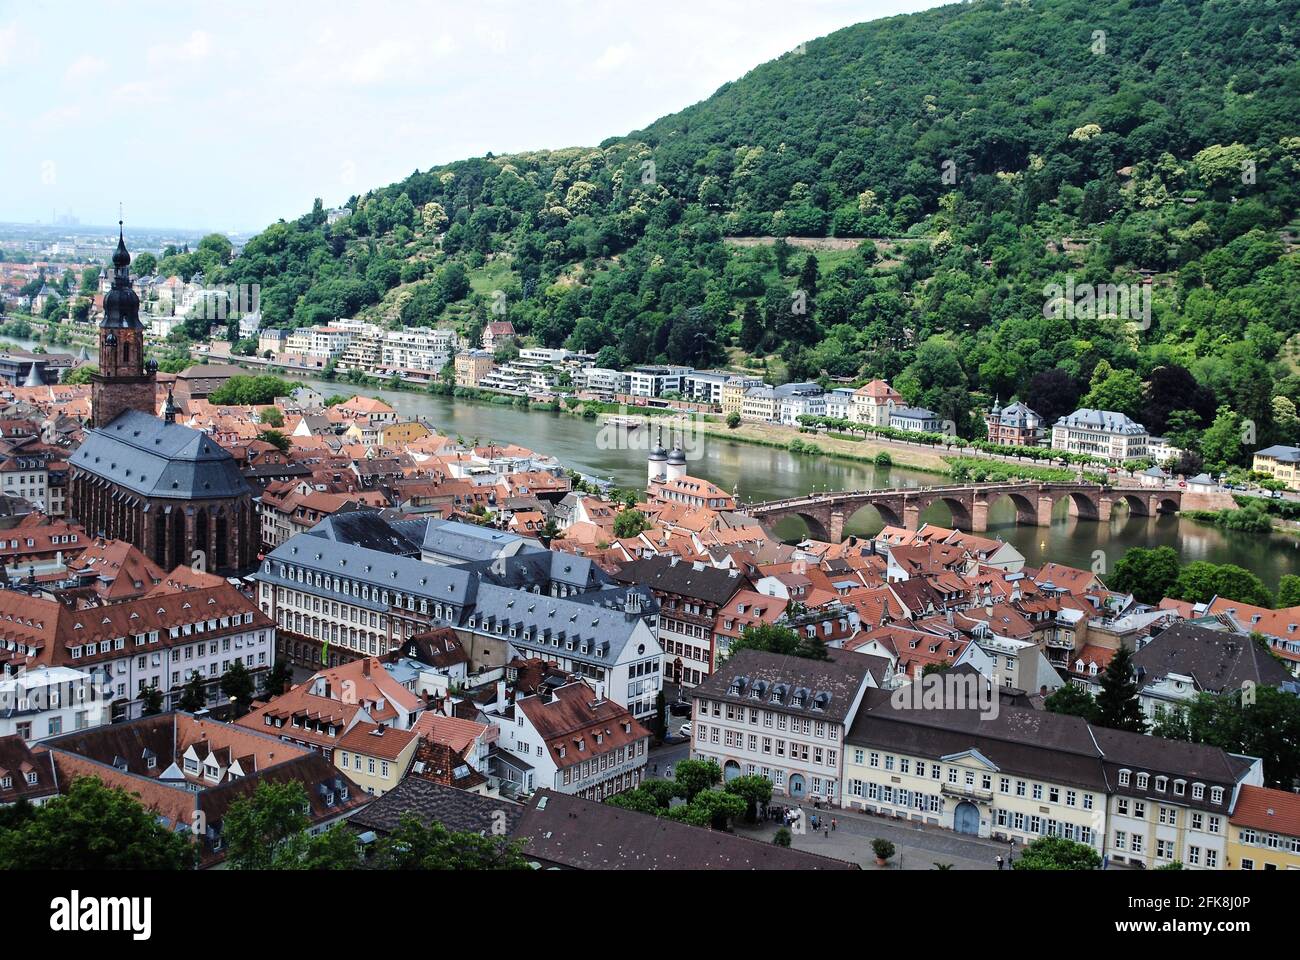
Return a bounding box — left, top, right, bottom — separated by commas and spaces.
650, 414, 955, 475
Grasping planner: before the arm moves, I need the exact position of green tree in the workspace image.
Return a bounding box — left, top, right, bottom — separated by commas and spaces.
370, 813, 529, 869
258, 429, 291, 452
140, 685, 164, 716
0, 777, 195, 870
1170, 561, 1273, 608
613, 508, 650, 539
672, 758, 722, 802
1108, 546, 1180, 604
724, 774, 773, 822
1044, 683, 1100, 723
1012, 836, 1101, 870
1094, 647, 1147, 733
726, 411, 742, 429
221, 781, 314, 870
261, 658, 293, 699
62, 364, 98, 385
1177, 687, 1300, 790
219, 660, 256, 713
1199, 405, 1243, 470
1276, 575, 1300, 609
177, 672, 206, 712
727, 622, 829, 661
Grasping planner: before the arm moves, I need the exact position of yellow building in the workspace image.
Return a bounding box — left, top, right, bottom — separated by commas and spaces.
722, 376, 763, 416
842, 690, 1105, 851
380, 420, 431, 446
1227, 785, 1300, 870
1251, 445, 1300, 490
334, 722, 419, 796
454, 350, 494, 388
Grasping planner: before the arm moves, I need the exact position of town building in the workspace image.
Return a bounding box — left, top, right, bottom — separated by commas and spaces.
613, 555, 752, 687
334, 721, 420, 796
1051, 408, 1149, 461
454, 350, 495, 387
690, 649, 875, 806
984, 400, 1045, 447
0, 578, 274, 721
494, 679, 649, 800
852, 379, 903, 426
42, 712, 366, 866
1227, 785, 1300, 870
889, 406, 942, 434
0, 734, 58, 806
1252, 445, 1300, 491
68, 230, 257, 574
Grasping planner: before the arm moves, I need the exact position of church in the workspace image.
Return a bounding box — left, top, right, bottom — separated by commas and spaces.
67, 227, 258, 574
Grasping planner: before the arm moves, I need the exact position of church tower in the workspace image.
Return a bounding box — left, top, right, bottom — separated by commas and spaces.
91, 223, 157, 428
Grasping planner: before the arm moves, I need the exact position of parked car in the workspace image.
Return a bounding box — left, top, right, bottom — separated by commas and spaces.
678, 721, 692, 738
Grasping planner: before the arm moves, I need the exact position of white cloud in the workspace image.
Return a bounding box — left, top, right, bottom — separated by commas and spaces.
593, 42, 633, 72
65, 54, 106, 82
0, 23, 18, 68
346, 34, 454, 85
147, 30, 212, 66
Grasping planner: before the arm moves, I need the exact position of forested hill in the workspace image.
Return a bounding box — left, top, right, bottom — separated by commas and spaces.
206, 0, 1300, 471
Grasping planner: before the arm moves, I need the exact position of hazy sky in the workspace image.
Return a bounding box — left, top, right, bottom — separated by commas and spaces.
1, 0, 944, 233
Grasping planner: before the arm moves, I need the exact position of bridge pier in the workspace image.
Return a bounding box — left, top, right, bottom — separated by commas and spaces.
1036, 496, 1055, 526
830, 510, 844, 542
970, 498, 988, 533
1097, 497, 1113, 523
903, 501, 922, 530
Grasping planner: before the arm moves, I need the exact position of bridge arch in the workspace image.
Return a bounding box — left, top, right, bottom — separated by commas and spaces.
845, 499, 904, 532
924, 495, 972, 531
791, 512, 830, 542
1155, 495, 1180, 515
1058, 490, 1099, 522
1116, 493, 1151, 518
983, 490, 1039, 527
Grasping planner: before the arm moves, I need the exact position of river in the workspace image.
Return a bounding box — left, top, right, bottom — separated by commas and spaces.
16, 333, 1300, 589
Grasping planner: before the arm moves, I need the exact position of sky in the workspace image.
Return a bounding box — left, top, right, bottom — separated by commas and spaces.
0, 0, 944, 233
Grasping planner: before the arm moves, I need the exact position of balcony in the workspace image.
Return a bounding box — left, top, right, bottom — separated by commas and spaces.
940, 782, 993, 803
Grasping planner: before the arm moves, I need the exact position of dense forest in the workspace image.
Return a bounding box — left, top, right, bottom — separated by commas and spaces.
188, 0, 1297, 469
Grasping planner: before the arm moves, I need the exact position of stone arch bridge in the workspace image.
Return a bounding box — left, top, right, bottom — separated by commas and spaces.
745, 482, 1182, 542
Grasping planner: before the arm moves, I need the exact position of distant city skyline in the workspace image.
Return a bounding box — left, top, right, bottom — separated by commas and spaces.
1, 0, 941, 235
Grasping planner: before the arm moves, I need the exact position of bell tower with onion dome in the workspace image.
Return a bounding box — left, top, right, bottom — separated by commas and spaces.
91, 222, 157, 427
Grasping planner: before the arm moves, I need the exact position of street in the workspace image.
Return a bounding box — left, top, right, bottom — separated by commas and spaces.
734, 805, 1017, 870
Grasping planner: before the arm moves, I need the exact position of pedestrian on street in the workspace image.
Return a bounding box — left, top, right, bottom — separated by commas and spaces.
996, 855, 1004, 870
831, 818, 837, 831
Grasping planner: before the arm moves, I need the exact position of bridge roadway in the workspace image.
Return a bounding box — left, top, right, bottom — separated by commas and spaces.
744, 481, 1182, 542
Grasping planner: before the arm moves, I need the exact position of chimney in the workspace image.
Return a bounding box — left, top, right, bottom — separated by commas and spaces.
362, 658, 371, 678
496, 680, 507, 711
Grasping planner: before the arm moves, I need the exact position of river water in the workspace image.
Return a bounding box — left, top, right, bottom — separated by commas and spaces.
18, 333, 1300, 589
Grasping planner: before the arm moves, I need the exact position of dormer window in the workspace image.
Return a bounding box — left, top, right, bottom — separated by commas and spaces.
1118, 770, 1130, 786
1135, 773, 1149, 789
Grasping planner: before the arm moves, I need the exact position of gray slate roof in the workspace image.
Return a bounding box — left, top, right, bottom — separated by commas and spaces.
692, 649, 873, 724
1134, 622, 1295, 694
422, 517, 545, 565
306, 511, 421, 556
258, 535, 477, 611
1054, 407, 1146, 434
346, 777, 521, 836
69, 409, 249, 500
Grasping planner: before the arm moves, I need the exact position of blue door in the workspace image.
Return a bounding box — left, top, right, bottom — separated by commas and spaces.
789, 774, 806, 798
954, 801, 980, 835
724, 760, 741, 783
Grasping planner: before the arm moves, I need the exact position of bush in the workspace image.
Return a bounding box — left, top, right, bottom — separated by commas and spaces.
773, 826, 792, 847
871, 838, 896, 861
